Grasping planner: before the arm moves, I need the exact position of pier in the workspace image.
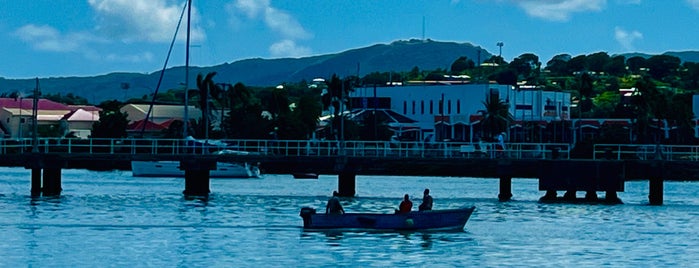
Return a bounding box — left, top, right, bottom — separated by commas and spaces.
2, 138, 699, 205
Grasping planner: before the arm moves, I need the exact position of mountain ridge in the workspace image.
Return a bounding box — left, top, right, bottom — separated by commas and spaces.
1, 39, 698, 104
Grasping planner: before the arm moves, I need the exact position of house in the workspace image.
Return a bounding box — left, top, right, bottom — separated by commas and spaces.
120, 104, 202, 137
0, 98, 101, 139
61, 107, 101, 139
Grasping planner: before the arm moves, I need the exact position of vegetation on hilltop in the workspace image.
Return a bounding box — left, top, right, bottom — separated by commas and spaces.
64, 48, 699, 144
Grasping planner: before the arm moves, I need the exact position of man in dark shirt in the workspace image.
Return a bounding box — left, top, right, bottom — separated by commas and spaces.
419, 188, 433, 211
325, 191, 345, 214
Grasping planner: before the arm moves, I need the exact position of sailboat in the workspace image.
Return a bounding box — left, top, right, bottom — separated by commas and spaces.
131, 0, 260, 179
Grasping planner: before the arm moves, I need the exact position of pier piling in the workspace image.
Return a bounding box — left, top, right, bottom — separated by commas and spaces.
42, 168, 62, 196
31, 168, 41, 196
649, 176, 663, 205
181, 160, 214, 197
338, 172, 356, 197
498, 177, 513, 201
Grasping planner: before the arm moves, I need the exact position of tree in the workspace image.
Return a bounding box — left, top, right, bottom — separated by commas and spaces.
510, 53, 541, 80
222, 83, 267, 139
646, 55, 681, 80
195, 72, 223, 139
485, 55, 506, 65
479, 92, 513, 139
592, 91, 620, 118
91, 103, 128, 138
626, 56, 647, 74
680, 62, 699, 90
545, 54, 571, 76
567, 55, 587, 73
291, 94, 322, 139
604, 55, 627, 76
586, 52, 611, 73
492, 68, 517, 86
450, 56, 475, 73
43, 93, 90, 105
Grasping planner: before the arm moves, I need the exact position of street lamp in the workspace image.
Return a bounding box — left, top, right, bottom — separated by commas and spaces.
497, 42, 504, 59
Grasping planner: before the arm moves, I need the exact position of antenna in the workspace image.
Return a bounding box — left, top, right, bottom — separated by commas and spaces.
422, 16, 425, 41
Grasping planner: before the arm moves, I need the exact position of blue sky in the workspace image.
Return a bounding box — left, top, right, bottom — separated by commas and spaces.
1, 0, 698, 79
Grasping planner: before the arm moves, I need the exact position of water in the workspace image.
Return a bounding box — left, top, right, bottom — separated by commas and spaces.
1, 167, 699, 267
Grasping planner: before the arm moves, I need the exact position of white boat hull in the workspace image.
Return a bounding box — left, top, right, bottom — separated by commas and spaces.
131, 161, 260, 178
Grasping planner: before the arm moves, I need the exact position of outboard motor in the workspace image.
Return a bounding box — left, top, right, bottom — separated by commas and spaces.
299, 207, 316, 227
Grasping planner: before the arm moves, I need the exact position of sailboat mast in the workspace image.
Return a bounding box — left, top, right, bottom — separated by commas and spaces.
183, 0, 192, 138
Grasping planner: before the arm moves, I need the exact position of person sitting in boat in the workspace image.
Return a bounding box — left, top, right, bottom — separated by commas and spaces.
396, 194, 413, 214
418, 188, 433, 211
325, 191, 345, 214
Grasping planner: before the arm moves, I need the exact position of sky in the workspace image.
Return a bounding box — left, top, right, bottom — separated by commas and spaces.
1, 0, 698, 79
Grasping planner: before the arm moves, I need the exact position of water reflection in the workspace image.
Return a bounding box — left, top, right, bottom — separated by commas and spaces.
28, 195, 64, 206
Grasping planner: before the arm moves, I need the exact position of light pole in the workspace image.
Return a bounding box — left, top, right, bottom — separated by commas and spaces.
497, 42, 504, 59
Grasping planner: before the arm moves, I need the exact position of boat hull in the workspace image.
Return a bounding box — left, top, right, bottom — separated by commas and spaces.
131, 161, 260, 178
292, 173, 319, 179
299, 206, 475, 231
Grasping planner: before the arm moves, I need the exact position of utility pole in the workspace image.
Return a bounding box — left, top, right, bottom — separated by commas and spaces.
32, 78, 40, 153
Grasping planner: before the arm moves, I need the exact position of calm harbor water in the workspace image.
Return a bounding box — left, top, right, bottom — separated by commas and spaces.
1, 167, 699, 267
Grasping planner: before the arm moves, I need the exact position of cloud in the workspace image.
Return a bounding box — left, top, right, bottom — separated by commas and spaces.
87, 0, 205, 43
687, 0, 699, 10
15, 24, 153, 63
231, 0, 311, 39
269, 40, 311, 58
228, 0, 312, 57
513, 0, 606, 21
263, 7, 311, 39
14, 24, 87, 52
615, 27, 643, 51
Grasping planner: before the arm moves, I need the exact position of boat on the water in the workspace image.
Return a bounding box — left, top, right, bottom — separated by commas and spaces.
131, 160, 260, 178
299, 206, 475, 231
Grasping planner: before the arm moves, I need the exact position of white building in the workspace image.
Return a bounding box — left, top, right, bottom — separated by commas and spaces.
350, 83, 571, 143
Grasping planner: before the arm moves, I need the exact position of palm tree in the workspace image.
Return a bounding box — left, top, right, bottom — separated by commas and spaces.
195, 72, 223, 139
479, 93, 513, 140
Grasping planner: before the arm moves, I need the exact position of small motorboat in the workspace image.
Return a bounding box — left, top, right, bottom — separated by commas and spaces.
292, 173, 319, 179
299, 206, 475, 231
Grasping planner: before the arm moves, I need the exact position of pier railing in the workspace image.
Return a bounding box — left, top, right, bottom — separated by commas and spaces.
0, 138, 571, 160
593, 144, 699, 161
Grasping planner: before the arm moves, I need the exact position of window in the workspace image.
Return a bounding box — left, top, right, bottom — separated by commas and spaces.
430, 101, 434, 114
457, 100, 461, 114
403, 101, 407, 114
412, 101, 416, 114
421, 101, 424, 114
448, 100, 452, 114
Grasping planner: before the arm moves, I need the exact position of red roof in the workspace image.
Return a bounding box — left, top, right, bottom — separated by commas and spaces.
0, 98, 72, 110
127, 119, 166, 131
159, 118, 179, 128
